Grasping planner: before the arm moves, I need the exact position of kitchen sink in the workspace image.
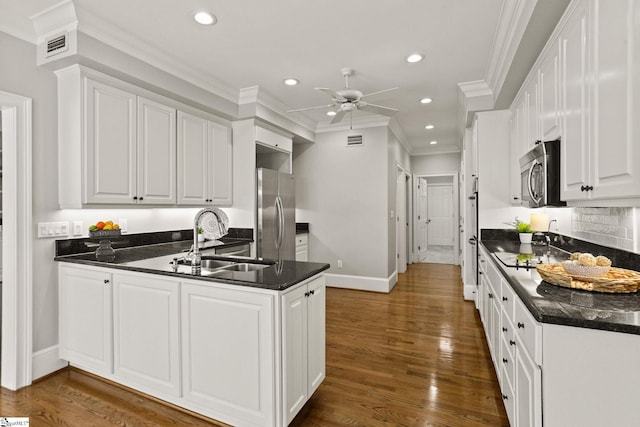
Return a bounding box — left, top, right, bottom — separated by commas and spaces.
215, 263, 270, 272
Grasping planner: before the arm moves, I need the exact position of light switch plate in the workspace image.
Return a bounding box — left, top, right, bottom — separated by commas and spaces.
73, 221, 83, 236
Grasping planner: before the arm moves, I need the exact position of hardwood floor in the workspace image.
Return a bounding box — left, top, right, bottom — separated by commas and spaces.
291, 263, 508, 426
0, 263, 507, 426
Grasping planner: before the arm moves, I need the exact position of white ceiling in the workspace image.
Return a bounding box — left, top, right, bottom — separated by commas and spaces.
0, 0, 563, 155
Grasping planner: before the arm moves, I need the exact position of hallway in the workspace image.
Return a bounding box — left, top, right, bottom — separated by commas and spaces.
0, 263, 507, 426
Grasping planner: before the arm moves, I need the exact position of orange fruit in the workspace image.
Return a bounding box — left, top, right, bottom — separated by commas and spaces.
96, 221, 105, 230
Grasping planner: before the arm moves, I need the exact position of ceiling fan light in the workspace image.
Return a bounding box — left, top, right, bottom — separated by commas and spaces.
283, 78, 299, 86
406, 53, 423, 63
194, 11, 216, 25
420, 97, 432, 104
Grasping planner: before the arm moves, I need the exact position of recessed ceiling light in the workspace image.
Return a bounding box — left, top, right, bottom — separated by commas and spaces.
406, 53, 423, 63
429, 140, 438, 145
425, 124, 435, 130
283, 78, 299, 86
420, 97, 433, 104
326, 111, 337, 116
194, 11, 216, 25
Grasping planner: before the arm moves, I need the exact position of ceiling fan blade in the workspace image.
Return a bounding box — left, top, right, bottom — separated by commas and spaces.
287, 104, 334, 113
358, 103, 399, 116
315, 87, 346, 102
330, 109, 347, 124
361, 87, 399, 98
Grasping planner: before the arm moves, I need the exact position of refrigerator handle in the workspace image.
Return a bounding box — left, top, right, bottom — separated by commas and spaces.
275, 196, 284, 249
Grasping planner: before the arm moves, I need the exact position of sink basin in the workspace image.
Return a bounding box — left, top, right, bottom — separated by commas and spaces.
201, 259, 235, 269
216, 263, 270, 272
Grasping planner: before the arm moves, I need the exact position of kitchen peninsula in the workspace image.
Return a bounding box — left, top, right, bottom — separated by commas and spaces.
55, 229, 330, 427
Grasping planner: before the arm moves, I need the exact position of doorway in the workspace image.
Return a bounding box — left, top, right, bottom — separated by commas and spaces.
1, 91, 33, 390
414, 174, 459, 265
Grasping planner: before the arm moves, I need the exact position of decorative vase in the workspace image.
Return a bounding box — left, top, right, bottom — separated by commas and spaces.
519, 233, 533, 244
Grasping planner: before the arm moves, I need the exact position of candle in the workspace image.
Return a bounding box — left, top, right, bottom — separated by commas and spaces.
530, 213, 549, 232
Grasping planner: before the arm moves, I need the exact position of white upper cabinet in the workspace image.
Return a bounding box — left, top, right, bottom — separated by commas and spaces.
559, 0, 592, 201
589, 0, 640, 201
136, 97, 177, 204
83, 77, 138, 204
540, 40, 561, 141
177, 111, 233, 206
83, 73, 176, 205
56, 65, 231, 208
511, 0, 640, 205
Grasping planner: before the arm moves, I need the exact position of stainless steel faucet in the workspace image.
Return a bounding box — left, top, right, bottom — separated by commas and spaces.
189, 207, 228, 273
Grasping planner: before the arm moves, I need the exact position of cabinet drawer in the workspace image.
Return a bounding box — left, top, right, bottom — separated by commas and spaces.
514, 297, 542, 364
486, 259, 502, 301
296, 234, 308, 247
500, 280, 516, 320
501, 309, 516, 361
500, 333, 516, 389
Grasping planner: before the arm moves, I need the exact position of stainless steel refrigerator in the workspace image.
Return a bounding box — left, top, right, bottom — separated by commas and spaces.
257, 168, 295, 260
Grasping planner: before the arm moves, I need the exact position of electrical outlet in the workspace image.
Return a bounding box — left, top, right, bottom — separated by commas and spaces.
337, 259, 343, 268
73, 221, 83, 236
118, 218, 128, 233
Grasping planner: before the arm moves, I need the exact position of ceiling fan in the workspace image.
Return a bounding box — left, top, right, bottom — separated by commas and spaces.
287, 68, 399, 125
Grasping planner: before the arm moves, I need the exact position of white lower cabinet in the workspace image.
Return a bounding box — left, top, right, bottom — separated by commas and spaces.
59, 264, 113, 375
112, 273, 181, 397
478, 255, 542, 427
58, 262, 326, 427
282, 276, 325, 425
181, 281, 275, 426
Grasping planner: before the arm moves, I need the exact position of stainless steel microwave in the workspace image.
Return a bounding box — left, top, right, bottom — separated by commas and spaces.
519, 139, 566, 208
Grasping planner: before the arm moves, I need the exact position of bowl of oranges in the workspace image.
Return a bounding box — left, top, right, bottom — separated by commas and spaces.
88, 220, 122, 238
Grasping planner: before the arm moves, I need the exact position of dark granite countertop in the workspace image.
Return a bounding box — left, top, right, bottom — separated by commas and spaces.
55, 229, 329, 291
481, 230, 640, 335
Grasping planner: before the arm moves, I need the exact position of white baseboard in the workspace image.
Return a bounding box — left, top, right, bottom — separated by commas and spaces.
325, 271, 398, 293
32, 345, 68, 380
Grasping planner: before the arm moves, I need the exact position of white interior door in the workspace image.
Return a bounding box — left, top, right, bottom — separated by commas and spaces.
417, 178, 429, 261
427, 184, 454, 246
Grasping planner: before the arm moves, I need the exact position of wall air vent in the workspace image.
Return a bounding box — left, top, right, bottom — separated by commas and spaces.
45, 33, 69, 58
347, 135, 363, 146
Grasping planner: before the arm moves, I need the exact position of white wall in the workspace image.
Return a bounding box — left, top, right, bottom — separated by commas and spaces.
293, 126, 389, 281
411, 152, 461, 175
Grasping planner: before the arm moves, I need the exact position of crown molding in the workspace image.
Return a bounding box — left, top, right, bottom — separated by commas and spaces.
30, 0, 77, 43
485, 0, 537, 99
411, 146, 462, 157
315, 114, 391, 133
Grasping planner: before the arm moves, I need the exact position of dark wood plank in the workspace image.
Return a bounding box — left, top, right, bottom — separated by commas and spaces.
0, 263, 507, 426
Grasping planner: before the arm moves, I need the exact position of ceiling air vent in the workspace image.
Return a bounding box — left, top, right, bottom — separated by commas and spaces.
45, 33, 69, 58
347, 135, 363, 146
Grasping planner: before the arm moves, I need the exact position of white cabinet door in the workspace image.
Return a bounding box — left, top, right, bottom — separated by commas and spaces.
177, 111, 209, 205
525, 75, 540, 150
208, 121, 233, 205
282, 285, 308, 424
516, 341, 542, 427
113, 273, 181, 397
560, 0, 592, 201
590, 0, 640, 200
84, 77, 137, 204
282, 276, 326, 425
306, 278, 326, 396
137, 97, 176, 204
59, 264, 113, 374
181, 282, 275, 427
540, 40, 561, 141
177, 111, 233, 205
